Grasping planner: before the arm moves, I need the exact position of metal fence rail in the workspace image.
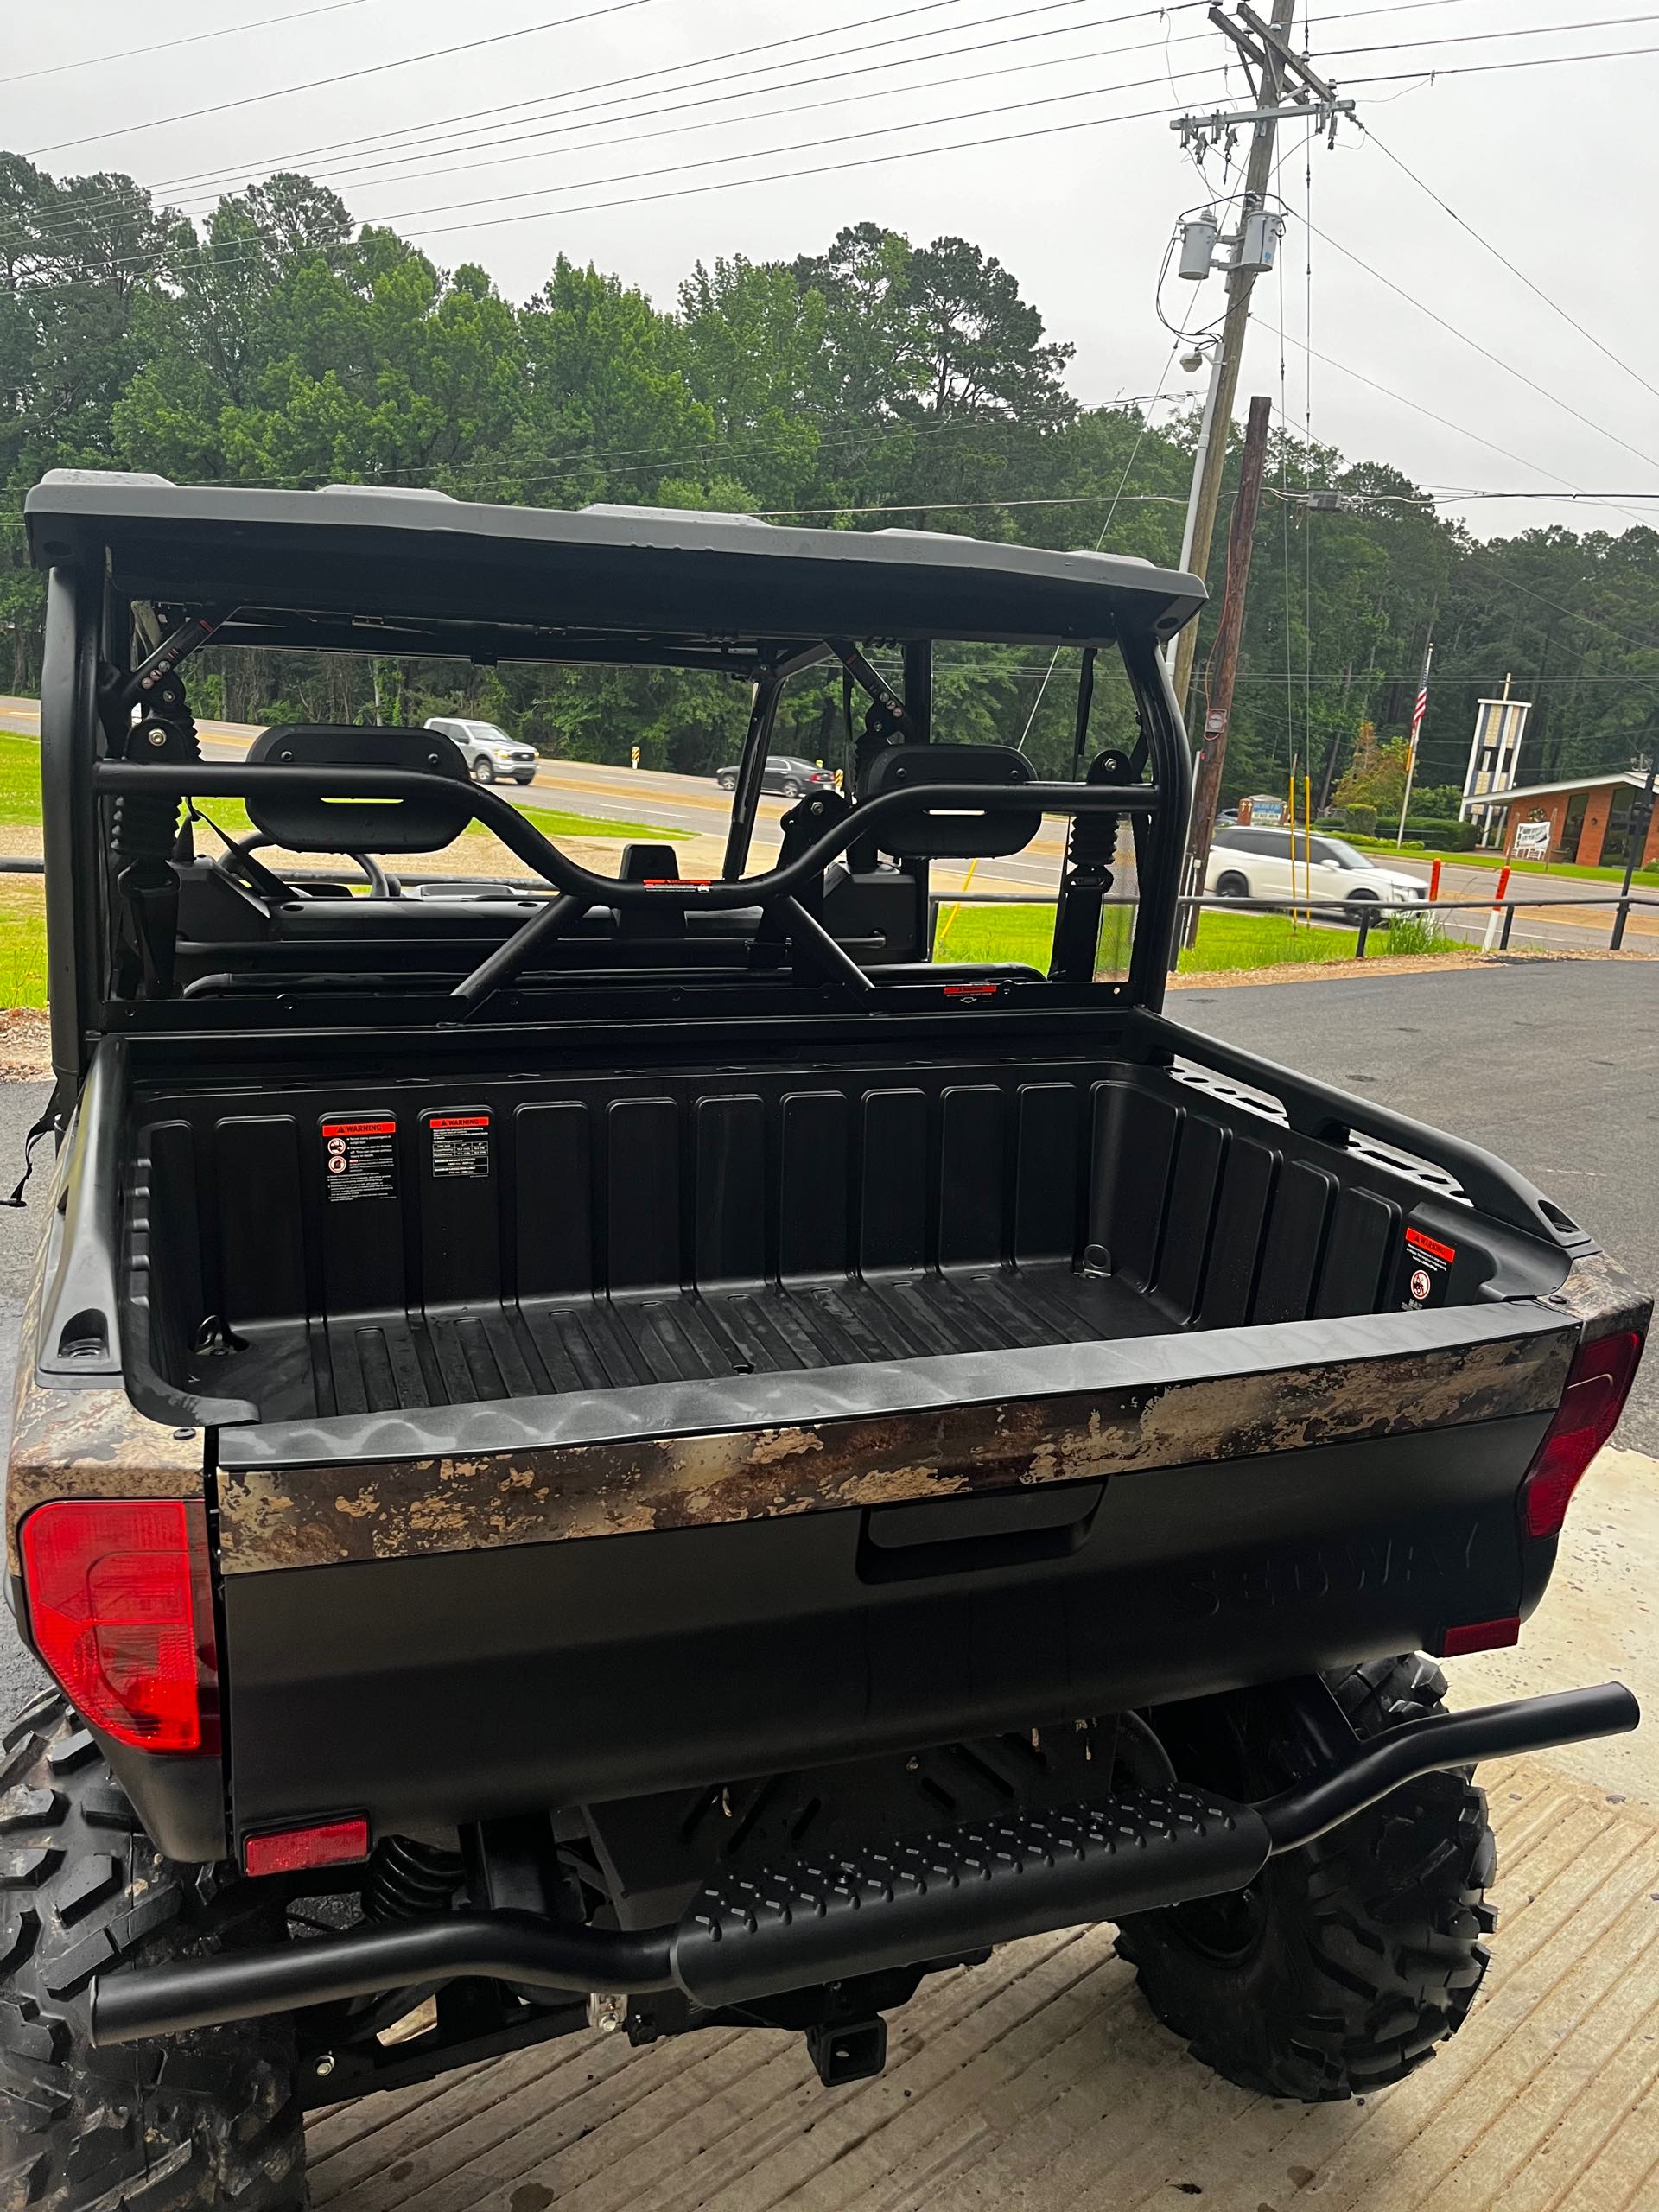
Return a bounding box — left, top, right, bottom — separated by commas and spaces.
1, 855, 1653, 958
925, 886, 1659, 958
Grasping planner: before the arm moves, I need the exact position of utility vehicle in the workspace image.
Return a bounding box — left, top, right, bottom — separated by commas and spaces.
3, 474, 1646, 2210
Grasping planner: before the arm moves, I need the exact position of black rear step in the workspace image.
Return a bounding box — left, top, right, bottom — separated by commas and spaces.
91, 1681, 1637, 2044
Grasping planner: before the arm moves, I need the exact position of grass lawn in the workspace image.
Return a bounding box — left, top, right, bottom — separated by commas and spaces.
0, 733, 685, 849
1344, 830, 1658, 888
0, 882, 48, 1008
932, 900, 1459, 973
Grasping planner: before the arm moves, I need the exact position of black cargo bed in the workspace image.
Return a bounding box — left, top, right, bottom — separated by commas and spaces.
124, 1039, 1567, 1434
198, 1265, 1165, 1421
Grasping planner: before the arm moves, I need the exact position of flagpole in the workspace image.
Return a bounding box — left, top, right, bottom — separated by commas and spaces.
1395, 639, 1433, 848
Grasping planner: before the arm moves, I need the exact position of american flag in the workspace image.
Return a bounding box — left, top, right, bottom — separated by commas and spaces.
1407, 641, 1433, 763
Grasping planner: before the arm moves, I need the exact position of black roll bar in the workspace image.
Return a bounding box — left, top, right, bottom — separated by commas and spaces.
94, 760, 1161, 913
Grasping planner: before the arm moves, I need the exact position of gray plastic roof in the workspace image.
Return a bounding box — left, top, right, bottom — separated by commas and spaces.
25, 473, 1205, 657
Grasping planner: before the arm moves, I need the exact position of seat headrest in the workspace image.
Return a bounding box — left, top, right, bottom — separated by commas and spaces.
858, 743, 1040, 859
245, 725, 474, 854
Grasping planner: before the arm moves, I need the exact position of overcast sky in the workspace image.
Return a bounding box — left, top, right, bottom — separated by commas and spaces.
8, 0, 1657, 540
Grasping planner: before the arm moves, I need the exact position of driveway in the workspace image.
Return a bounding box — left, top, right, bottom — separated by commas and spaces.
1173, 957, 1659, 1451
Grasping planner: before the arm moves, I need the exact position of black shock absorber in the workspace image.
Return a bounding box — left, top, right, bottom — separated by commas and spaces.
365, 1835, 467, 1919
1049, 748, 1131, 981
109, 683, 202, 999
111, 725, 188, 868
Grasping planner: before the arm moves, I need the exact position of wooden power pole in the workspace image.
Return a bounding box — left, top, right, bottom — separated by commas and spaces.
1180, 392, 1273, 949
1168, 1, 1352, 716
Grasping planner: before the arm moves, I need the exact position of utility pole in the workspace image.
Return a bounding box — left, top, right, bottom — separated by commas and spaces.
1180, 393, 1273, 949
1610, 755, 1656, 952
1167, 2, 1354, 716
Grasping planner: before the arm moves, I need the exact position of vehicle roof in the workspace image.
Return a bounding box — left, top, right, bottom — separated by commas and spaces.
24, 472, 1205, 662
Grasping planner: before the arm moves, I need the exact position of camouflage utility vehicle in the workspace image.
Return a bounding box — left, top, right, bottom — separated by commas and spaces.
2, 474, 1647, 2209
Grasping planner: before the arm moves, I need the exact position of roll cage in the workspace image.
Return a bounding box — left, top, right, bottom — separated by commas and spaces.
26, 478, 1203, 1087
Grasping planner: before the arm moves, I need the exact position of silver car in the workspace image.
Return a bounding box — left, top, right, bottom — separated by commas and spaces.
423, 716, 539, 785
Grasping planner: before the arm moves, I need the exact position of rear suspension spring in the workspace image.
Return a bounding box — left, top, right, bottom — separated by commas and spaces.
365, 1836, 466, 1919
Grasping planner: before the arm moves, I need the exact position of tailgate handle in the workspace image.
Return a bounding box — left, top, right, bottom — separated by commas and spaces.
858, 1481, 1103, 1582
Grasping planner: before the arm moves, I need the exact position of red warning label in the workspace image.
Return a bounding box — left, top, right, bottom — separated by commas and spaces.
1402, 1223, 1456, 1306
1405, 1226, 1457, 1264
321, 1118, 397, 1204
429, 1112, 491, 1179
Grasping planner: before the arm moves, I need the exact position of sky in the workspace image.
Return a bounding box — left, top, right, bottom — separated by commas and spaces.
7, 0, 1658, 541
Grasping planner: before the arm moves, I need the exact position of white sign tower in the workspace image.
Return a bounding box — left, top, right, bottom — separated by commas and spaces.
1462, 679, 1531, 848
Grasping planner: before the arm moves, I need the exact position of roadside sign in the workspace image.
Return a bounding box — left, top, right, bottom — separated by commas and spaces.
1511, 819, 1551, 860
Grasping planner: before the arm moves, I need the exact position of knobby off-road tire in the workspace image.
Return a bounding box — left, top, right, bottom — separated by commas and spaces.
0, 1689, 307, 2212
1115, 1655, 1497, 2102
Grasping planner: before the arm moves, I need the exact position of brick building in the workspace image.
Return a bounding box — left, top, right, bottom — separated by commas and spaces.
1473, 770, 1659, 868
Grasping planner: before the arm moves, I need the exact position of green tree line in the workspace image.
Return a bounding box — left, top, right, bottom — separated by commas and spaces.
3, 153, 1656, 794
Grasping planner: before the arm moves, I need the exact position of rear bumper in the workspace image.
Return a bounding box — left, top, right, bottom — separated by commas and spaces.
91, 1680, 1639, 2044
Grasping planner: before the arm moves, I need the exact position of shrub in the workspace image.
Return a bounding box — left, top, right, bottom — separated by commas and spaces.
1403, 816, 1478, 850
1344, 804, 1377, 837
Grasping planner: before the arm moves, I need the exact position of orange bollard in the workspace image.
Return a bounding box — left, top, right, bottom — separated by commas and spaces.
1484, 866, 1511, 950
1429, 859, 1442, 902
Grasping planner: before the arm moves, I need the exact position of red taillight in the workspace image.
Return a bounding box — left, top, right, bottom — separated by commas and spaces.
244, 1818, 370, 1878
1522, 1331, 1644, 1540
20, 1500, 219, 1755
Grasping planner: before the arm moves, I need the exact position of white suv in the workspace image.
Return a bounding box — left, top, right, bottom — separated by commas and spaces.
423, 716, 539, 785
1205, 826, 1428, 922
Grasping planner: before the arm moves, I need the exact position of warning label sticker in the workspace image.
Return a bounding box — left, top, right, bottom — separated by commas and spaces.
1402, 1224, 1457, 1307
429, 1112, 492, 1179
321, 1118, 397, 1204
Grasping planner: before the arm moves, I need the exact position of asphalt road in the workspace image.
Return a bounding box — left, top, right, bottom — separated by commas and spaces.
1174, 959, 1659, 1451
0, 957, 1653, 1724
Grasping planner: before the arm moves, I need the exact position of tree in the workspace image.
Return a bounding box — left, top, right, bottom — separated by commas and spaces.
511, 257, 713, 508
1334, 730, 1409, 817
7, 153, 1659, 796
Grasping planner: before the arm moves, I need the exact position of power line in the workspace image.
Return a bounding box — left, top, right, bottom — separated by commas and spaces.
1307, 219, 1659, 487
26, 0, 1054, 180
1324, 10, 1659, 59
1459, 547, 1659, 655
1274, 324, 1656, 524
299, 70, 1229, 237
26, 12, 1234, 238
10, 1, 378, 84
10, 84, 1230, 296
24, 0, 677, 158
8, 0, 1191, 251
143, 0, 1618, 221
12, 0, 1595, 280
753, 493, 1190, 514
0, 0, 1487, 251
1351, 37, 1659, 86
1359, 127, 1659, 410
